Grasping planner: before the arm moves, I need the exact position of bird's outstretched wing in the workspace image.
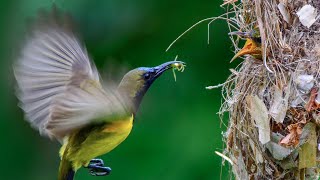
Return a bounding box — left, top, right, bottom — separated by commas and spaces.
14, 11, 130, 140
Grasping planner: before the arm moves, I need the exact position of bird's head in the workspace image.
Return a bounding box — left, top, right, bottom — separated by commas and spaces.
229, 29, 262, 62
118, 61, 185, 113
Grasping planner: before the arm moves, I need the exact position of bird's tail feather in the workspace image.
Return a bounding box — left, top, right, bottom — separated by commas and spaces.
58, 157, 75, 180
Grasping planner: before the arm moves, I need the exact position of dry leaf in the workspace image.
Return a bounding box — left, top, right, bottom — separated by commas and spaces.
266, 130, 292, 161
279, 131, 294, 146
235, 153, 249, 180
279, 152, 298, 170
305, 87, 318, 112
314, 88, 320, 105
291, 95, 305, 107
278, 3, 291, 23
269, 86, 289, 123
296, 4, 318, 28
295, 74, 314, 93
247, 95, 270, 144
266, 141, 291, 160
299, 123, 316, 169
279, 123, 303, 147
312, 112, 320, 126
249, 139, 263, 163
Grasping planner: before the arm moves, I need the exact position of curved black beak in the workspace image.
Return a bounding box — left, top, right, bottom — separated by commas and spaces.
154, 61, 186, 78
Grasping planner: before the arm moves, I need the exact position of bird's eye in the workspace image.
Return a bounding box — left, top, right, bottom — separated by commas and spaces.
144, 73, 150, 80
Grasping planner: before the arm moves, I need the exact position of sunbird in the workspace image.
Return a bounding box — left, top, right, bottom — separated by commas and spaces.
14, 10, 185, 180
229, 29, 262, 62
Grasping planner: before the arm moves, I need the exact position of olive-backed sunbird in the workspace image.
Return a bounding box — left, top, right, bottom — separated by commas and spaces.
14, 10, 185, 180
229, 29, 262, 62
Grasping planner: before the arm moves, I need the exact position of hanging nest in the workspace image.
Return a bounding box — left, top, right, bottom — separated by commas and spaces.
217, 0, 320, 179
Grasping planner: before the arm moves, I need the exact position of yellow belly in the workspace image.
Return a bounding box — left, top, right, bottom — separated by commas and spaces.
61, 115, 133, 170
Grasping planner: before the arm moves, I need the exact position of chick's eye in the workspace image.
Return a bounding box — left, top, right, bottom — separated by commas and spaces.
144, 73, 150, 80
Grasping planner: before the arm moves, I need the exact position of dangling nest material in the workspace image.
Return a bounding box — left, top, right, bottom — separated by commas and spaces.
218, 0, 320, 179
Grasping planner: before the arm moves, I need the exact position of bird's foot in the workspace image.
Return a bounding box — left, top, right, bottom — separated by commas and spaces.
88, 166, 112, 176
89, 159, 105, 166
86, 159, 111, 176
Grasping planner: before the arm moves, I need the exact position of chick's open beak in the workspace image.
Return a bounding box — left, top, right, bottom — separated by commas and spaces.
229, 30, 262, 62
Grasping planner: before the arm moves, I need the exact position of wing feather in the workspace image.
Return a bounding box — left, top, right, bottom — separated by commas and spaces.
46, 83, 130, 139
14, 11, 129, 140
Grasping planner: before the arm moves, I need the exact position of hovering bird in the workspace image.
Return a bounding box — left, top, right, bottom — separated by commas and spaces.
229, 29, 262, 62
14, 9, 185, 180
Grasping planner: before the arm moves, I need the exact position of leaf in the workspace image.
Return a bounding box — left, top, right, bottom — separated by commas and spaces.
299, 123, 316, 169
279, 123, 303, 147
247, 95, 270, 144
266, 133, 292, 160
278, 3, 291, 23
267, 142, 292, 160
279, 151, 298, 170
295, 74, 314, 93
297, 4, 318, 28
314, 88, 320, 105
249, 139, 264, 163
235, 153, 249, 180
269, 86, 289, 123
305, 87, 318, 112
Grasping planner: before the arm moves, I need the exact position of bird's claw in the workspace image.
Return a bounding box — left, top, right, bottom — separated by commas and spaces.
89, 166, 112, 176
89, 159, 104, 166
86, 159, 111, 176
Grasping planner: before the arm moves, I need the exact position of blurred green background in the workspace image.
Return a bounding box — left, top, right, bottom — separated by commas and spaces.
0, 0, 235, 179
